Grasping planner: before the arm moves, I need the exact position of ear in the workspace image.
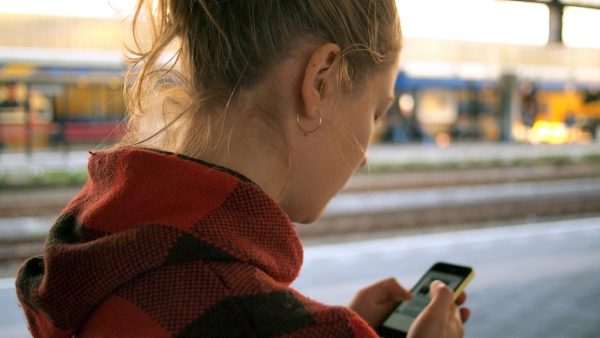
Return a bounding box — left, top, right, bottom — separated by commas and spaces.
301, 43, 341, 119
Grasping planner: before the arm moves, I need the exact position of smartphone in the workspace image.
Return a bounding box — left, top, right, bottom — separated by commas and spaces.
377, 262, 475, 338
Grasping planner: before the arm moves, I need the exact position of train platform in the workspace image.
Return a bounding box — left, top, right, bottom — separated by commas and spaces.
2, 216, 600, 338
2, 142, 600, 175
366, 142, 600, 165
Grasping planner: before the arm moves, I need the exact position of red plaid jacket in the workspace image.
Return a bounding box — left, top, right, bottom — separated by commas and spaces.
16, 147, 377, 337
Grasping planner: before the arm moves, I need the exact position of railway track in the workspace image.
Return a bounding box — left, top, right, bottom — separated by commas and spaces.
3, 191, 600, 267
2, 165, 600, 269
302, 193, 600, 237
0, 236, 44, 264
3, 163, 600, 217
345, 163, 600, 191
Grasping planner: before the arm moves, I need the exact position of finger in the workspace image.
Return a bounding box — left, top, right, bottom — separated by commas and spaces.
460, 307, 471, 323
369, 277, 412, 303
455, 291, 467, 305
427, 280, 453, 313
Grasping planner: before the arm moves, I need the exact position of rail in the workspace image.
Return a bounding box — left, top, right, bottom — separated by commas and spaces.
2, 178, 600, 267
3, 162, 600, 217
0, 235, 45, 264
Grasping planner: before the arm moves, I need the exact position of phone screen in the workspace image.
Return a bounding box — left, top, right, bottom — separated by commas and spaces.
380, 266, 470, 335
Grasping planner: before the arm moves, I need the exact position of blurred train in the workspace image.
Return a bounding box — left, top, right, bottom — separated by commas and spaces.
0, 62, 125, 150
378, 72, 600, 146
1, 58, 599, 151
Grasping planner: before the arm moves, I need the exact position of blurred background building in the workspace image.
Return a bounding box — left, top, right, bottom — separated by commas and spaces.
0, 0, 599, 151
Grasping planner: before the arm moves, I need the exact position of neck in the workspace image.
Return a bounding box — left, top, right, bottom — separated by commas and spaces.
193, 112, 290, 206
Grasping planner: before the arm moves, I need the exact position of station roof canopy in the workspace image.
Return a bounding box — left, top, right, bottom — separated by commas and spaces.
0, 0, 598, 85
508, 0, 600, 9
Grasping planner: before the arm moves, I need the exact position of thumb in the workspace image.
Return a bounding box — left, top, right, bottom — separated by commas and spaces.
427, 280, 453, 313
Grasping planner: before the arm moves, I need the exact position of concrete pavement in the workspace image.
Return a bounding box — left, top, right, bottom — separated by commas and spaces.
294, 216, 600, 338
1, 216, 599, 337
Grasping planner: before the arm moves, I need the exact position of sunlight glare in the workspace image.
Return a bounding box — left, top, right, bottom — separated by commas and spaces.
0, 0, 137, 19
396, 0, 548, 45
563, 6, 600, 49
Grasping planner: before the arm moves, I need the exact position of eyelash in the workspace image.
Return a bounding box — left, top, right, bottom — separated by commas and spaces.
375, 103, 392, 122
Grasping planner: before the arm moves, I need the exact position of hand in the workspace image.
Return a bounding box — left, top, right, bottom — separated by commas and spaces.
407, 280, 471, 338
349, 278, 412, 328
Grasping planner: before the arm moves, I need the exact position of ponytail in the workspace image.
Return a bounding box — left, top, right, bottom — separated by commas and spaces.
120, 0, 401, 157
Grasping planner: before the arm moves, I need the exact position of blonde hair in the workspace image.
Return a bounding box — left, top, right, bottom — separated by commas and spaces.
121, 0, 402, 158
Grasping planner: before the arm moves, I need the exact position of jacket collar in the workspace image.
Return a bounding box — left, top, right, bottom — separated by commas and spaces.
16, 147, 304, 333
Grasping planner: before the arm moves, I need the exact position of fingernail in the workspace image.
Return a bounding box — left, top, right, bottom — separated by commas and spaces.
432, 280, 445, 288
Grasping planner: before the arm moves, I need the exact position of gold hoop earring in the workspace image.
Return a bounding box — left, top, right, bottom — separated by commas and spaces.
296, 110, 322, 136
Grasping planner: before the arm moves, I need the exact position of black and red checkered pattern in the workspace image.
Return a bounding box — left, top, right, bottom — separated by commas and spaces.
15, 147, 377, 337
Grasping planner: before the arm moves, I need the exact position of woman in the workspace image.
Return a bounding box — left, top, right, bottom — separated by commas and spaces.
16, 1, 469, 337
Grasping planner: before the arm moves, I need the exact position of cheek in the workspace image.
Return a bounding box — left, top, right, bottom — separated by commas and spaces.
337, 115, 373, 172
353, 113, 375, 149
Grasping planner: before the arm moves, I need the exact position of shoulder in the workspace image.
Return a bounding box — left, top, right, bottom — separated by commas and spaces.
210, 262, 377, 337
81, 261, 376, 337
277, 288, 379, 337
